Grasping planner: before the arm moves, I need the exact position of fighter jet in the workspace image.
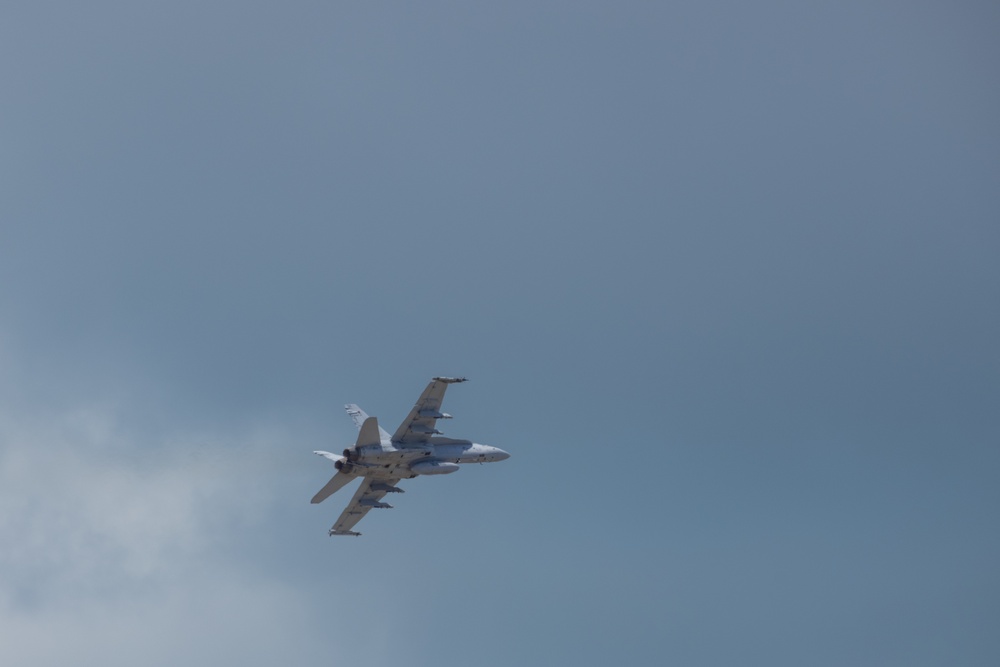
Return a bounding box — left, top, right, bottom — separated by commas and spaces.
311, 377, 510, 536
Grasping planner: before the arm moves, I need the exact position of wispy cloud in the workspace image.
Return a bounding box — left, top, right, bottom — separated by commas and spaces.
0, 403, 340, 666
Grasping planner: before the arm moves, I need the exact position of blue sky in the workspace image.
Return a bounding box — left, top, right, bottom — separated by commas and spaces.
1, 2, 998, 665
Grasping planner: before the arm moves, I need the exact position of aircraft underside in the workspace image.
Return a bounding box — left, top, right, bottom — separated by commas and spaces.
310, 377, 509, 536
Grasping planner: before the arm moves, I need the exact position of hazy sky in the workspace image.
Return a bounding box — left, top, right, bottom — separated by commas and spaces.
2, 2, 998, 665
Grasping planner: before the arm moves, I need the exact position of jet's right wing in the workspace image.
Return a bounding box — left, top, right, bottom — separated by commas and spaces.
328, 477, 403, 536
391, 377, 466, 445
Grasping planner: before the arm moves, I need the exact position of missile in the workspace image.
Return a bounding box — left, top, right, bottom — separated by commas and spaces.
418, 409, 452, 419
370, 482, 405, 493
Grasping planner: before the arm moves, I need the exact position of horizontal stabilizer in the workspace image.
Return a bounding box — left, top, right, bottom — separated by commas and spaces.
311, 471, 355, 504
329, 529, 361, 537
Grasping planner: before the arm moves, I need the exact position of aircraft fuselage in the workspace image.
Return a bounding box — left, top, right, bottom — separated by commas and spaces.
337, 439, 510, 480
312, 377, 509, 536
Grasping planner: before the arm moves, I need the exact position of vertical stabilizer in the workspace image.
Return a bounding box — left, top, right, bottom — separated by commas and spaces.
345, 404, 392, 442
356, 416, 382, 447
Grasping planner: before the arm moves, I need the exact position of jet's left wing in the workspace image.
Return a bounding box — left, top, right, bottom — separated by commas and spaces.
328, 477, 403, 536
391, 377, 466, 444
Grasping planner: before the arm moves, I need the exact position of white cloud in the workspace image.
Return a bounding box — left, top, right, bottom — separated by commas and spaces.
2, 407, 236, 590
0, 403, 348, 666
1, 575, 318, 667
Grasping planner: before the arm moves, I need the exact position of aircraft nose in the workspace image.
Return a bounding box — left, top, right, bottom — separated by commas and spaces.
494, 448, 511, 462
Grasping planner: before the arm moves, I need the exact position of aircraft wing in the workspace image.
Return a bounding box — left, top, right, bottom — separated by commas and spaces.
391, 377, 466, 444
345, 403, 391, 443
328, 477, 402, 536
